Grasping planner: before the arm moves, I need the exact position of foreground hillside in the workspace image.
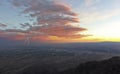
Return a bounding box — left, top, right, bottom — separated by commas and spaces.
4, 56, 119, 74
62, 56, 120, 74
11, 56, 120, 74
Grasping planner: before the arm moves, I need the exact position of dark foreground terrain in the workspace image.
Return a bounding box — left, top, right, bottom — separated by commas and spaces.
61, 56, 120, 74
0, 47, 110, 74
1, 56, 120, 74
0, 42, 120, 74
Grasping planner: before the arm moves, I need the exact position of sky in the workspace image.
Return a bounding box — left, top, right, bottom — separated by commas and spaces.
0, 0, 120, 44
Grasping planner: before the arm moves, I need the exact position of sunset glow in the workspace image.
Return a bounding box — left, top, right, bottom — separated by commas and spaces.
0, 0, 120, 43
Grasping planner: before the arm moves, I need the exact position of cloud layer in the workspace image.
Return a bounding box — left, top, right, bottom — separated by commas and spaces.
0, 0, 89, 42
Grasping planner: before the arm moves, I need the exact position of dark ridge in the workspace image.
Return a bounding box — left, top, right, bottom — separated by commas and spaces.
62, 56, 120, 74
1, 56, 120, 74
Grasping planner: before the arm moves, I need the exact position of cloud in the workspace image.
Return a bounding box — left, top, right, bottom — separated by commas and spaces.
0, 0, 89, 42
0, 25, 88, 42
29, 25, 87, 38
12, 0, 77, 15
20, 23, 32, 28
0, 23, 7, 27
12, 0, 79, 25
0, 29, 24, 38
37, 15, 79, 25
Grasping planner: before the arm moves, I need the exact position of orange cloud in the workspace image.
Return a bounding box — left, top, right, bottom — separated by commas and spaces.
0, 0, 90, 42
39, 25, 87, 38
